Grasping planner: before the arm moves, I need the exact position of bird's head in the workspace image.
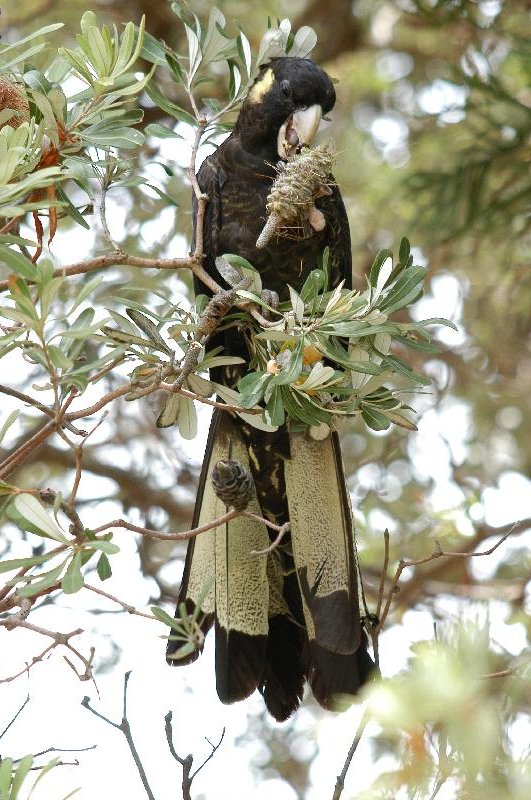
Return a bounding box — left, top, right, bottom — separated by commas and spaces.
235, 57, 336, 160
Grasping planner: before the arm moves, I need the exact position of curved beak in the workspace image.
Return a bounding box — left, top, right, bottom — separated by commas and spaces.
277, 104, 323, 159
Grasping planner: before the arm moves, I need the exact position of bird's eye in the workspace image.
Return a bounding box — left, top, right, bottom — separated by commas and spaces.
280, 79, 291, 97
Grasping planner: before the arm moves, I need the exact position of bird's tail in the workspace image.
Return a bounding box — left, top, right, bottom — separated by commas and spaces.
167, 409, 374, 720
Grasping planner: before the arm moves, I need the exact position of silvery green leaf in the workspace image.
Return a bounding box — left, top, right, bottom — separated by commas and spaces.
288, 285, 305, 324
0, 23, 63, 55
373, 332, 392, 362
62, 551, 84, 594
361, 406, 391, 431
237, 32, 252, 78
296, 363, 336, 392
350, 347, 372, 391
186, 373, 214, 397
184, 23, 202, 82
127, 308, 172, 355
289, 26, 317, 58
12, 494, 68, 542
157, 393, 180, 428
212, 383, 278, 431
178, 394, 197, 440
0, 410, 20, 442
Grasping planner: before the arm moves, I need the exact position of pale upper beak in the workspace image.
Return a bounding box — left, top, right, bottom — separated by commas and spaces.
277, 104, 323, 159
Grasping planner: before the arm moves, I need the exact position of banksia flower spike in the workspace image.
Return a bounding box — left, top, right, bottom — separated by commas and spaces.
256, 141, 336, 249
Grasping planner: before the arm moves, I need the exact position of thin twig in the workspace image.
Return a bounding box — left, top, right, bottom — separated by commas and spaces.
374, 526, 516, 637
0, 693, 30, 739
83, 584, 158, 621
332, 712, 368, 800
90, 508, 239, 541
82, 672, 156, 800
250, 521, 290, 556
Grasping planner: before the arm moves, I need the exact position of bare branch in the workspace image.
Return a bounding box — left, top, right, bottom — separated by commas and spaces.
374, 525, 517, 637
82, 672, 156, 800
83, 584, 159, 621
332, 712, 368, 800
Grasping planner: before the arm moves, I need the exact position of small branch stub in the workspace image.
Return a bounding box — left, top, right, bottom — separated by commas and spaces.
211, 459, 255, 511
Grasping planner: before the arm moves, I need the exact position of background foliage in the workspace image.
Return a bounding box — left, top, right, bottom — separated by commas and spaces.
0, 1, 529, 799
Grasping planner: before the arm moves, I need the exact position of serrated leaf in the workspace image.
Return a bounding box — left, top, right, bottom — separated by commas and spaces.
12, 494, 68, 542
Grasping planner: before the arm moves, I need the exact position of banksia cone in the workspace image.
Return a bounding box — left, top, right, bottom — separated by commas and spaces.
211, 459, 255, 511
0, 77, 30, 129
256, 141, 335, 248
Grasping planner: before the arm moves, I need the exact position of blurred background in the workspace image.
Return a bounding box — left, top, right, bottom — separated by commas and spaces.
1, 1, 530, 798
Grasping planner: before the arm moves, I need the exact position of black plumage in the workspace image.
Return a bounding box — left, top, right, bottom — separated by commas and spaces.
167, 57, 374, 720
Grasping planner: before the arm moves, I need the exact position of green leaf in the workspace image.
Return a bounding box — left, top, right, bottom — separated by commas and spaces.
0, 757, 13, 795
84, 540, 120, 555
62, 551, 84, 594
369, 248, 393, 289
0, 23, 63, 56
11, 754, 34, 798
97, 552, 112, 580
151, 605, 179, 628
12, 494, 68, 542
0, 410, 20, 445
380, 266, 426, 314
0, 552, 56, 574
17, 559, 68, 597
145, 81, 197, 125
0, 245, 37, 279
145, 123, 183, 139
80, 127, 145, 149
266, 385, 285, 427
126, 308, 172, 355
272, 341, 303, 386
27, 757, 62, 798
238, 371, 271, 407
361, 406, 391, 431
288, 285, 305, 323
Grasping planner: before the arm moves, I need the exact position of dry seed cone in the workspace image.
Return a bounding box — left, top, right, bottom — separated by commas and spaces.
0, 78, 30, 128
256, 141, 335, 248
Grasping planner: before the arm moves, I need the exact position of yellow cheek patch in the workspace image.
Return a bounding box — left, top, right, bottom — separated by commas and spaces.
248, 68, 275, 105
